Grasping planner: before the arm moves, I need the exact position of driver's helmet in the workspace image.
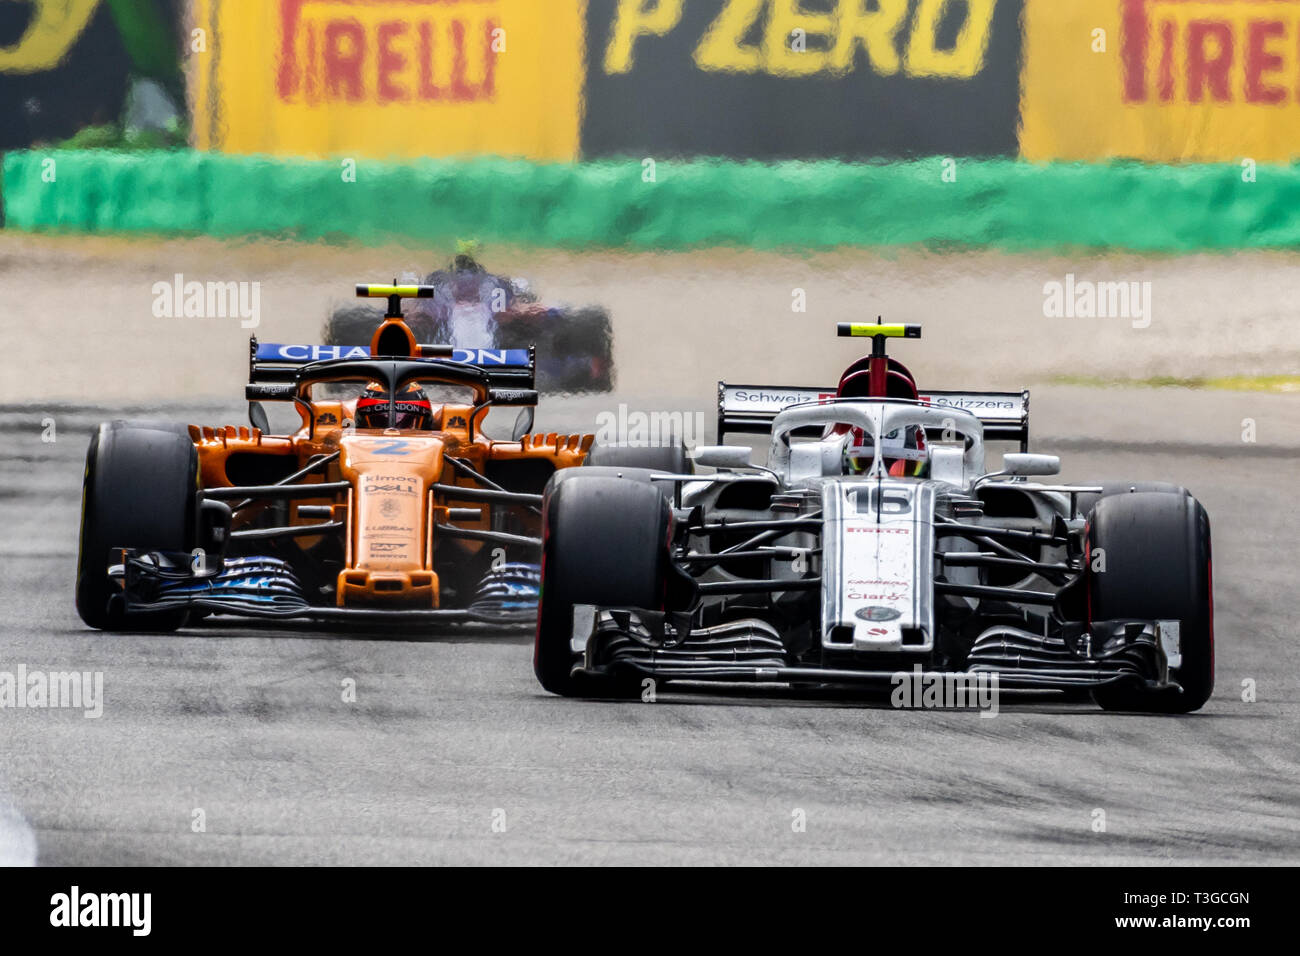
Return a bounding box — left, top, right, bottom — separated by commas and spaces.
355, 381, 435, 430
452, 238, 485, 273
844, 423, 928, 477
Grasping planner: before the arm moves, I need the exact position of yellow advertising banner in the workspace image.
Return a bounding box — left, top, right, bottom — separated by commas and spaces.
191, 0, 583, 161
0, 0, 100, 72
1022, 0, 1300, 162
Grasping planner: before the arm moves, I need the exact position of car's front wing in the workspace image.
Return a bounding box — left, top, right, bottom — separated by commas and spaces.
110, 551, 538, 628
571, 609, 1185, 696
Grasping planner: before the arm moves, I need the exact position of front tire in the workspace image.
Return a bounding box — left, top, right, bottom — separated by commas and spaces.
1087, 491, 1214, 713
76, 422, 198, 631
1075, 481, 1188, 518
585, 440, 693, 475
534, 469, 672, 697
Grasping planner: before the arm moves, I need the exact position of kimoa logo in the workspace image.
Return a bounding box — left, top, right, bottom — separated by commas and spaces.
50, 886, 151, 936
604, 0, 998, 79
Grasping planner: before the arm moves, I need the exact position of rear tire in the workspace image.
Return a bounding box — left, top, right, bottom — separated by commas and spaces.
534, 470, 672, 697
1087, 492, 1213, 713
76, 422, 198, 631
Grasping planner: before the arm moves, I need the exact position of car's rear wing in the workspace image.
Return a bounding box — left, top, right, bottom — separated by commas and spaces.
717, 382, 1030, 451
248, 337, 537, 390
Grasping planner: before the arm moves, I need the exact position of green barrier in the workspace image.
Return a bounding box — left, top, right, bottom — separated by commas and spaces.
2, 150, 1294, 251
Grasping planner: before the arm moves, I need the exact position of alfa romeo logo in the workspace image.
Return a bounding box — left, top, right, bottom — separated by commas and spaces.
855, 606, 902, 622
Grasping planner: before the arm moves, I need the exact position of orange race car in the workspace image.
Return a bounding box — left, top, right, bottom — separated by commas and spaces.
74, 283, 654, 631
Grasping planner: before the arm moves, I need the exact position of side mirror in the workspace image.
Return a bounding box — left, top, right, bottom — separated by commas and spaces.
488, 387, 540, 407
692, 445, 755, 470
248, 402, 270, 433
1001, 453, 1060, 477
246, 384, 296, 402
512, 407, 535, 442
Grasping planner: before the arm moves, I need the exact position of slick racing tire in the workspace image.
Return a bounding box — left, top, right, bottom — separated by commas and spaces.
585, 440, 694, 476
534, 469, 671, 698
76, 422, 198, 632
1086, 491, 1214, 713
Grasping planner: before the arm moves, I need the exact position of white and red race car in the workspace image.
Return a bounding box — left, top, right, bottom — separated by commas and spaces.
533, 322, 1213, 713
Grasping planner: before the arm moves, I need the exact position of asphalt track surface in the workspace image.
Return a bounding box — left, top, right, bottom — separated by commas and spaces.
0, 237, 1298, 865
1, 396, 1298, 866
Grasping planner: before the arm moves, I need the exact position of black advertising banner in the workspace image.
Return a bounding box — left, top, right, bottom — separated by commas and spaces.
0, 0, 131, 150
582, 0, 1024, 159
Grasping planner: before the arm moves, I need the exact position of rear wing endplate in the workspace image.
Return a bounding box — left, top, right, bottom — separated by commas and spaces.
717, 382, 1030, 451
